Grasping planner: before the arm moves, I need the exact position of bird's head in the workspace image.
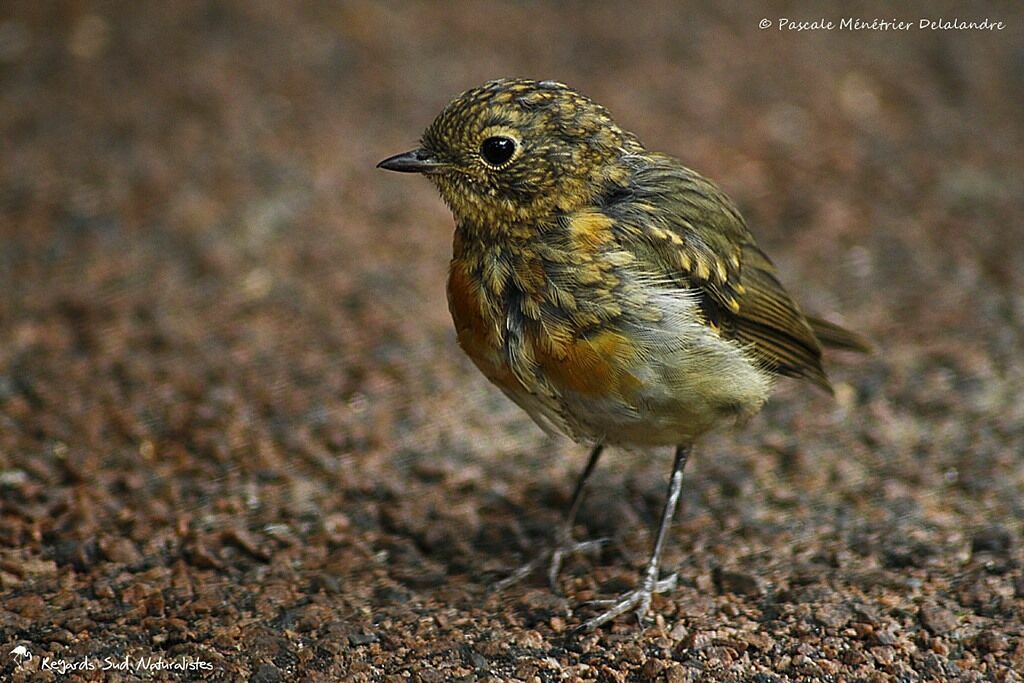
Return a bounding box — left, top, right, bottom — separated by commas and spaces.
378, 79, 641, 229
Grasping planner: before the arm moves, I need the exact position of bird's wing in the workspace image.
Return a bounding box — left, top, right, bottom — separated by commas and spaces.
603, 155, 833, 391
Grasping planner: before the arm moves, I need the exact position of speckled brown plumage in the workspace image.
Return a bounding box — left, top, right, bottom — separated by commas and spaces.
379, 78, 868, 630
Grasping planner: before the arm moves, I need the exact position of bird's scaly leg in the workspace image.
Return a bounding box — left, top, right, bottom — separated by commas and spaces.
493, 443, 606, 592
576, 444, 690, 632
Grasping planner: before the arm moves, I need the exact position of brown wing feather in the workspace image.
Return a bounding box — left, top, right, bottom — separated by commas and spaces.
720, 243, 831, 392
606, 155, 839, 392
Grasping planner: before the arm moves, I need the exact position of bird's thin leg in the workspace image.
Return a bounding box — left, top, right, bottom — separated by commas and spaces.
493, 443, 607, 592
548, 443, 605, 586
576, 444, 691, 632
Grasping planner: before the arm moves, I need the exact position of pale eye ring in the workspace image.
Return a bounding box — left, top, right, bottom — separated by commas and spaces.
480, 136, 517, 167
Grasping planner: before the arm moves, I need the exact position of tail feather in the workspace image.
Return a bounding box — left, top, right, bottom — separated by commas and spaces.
807, 315, 873, 353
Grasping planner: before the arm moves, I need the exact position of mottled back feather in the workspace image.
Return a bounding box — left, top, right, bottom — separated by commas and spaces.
603, 156, 835, 392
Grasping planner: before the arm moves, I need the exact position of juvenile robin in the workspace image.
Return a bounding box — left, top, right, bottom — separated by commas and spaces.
378, 78, 868, 631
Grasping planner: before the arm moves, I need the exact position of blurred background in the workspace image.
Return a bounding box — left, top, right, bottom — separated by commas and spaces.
1, 1, 1022, 680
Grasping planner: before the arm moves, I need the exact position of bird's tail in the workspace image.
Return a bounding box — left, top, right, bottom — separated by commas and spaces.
807, 315, 873, 353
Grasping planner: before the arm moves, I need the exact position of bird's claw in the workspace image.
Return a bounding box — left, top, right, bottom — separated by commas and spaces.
575, 571, 678, 632
492, 537, 609, 593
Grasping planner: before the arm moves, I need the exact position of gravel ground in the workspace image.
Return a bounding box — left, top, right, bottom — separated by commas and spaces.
2, 2, 1023, 681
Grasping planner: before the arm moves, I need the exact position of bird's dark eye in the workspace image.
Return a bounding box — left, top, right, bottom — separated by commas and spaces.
480, 136, 516, 167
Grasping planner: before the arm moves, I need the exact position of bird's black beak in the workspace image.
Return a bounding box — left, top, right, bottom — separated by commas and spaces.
377, 148, 444, 174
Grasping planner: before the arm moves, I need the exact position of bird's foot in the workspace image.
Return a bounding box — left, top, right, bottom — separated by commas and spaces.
574, 571, 678, 632
491, 537, 608, 593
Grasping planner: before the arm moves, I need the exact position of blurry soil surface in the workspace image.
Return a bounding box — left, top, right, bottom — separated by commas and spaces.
2, 1, 1023, 681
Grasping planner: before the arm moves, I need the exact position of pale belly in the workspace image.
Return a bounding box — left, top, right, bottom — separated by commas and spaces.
487, 300, 773, 447
449, 256, 774, 448
523, 336, 772, 446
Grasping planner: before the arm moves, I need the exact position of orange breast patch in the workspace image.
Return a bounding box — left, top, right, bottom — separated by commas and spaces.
532, 329, 641, 398
447, 262, 520, 391
450, 254, 642, 404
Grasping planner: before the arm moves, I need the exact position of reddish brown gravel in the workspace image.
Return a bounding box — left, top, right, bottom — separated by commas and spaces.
2, 2, 1023, 681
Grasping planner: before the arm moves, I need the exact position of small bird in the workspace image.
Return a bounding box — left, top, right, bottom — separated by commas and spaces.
379, 78, 868, 631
